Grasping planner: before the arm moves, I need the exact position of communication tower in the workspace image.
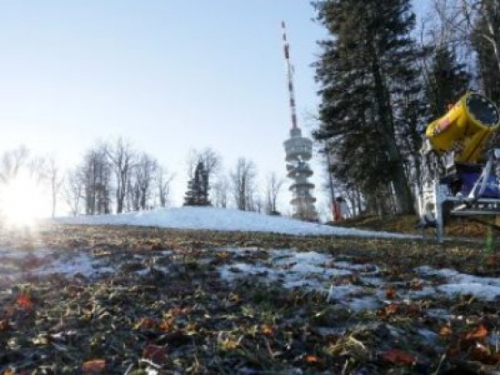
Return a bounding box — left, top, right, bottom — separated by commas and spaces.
281, 21, 317, 221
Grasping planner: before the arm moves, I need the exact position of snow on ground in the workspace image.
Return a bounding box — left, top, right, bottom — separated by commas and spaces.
2, 244, 500, 315
54, 206, 417, 239
1, 206, 499, 323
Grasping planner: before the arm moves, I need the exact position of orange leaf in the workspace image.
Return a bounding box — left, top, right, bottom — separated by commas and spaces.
377, 303, 399, 317
382, 349, 416, 365
0, 319, 9, 331
82, 359, 106, 373
159, 319, 174, 332
386, 288, 397, 299
304, 354, 321, 363
16, 294, 33, 310
261, 324, 275, 336
142, 344, 168, 365
439, 325, 453, 336
465, 324, 488, 341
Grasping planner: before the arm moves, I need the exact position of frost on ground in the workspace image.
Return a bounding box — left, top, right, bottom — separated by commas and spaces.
3, 244, 500, 316
216, 247, 500, 312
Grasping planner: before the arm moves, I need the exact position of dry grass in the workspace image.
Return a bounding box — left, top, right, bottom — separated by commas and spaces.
1, 222, 500, 374
332, 214, 495, 239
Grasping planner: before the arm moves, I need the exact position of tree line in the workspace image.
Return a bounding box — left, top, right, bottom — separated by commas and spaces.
0, 141, 286, 218
312, 0, 500, 217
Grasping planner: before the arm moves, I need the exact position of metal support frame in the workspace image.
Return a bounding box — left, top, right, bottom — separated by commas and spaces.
417, 149, 500, 243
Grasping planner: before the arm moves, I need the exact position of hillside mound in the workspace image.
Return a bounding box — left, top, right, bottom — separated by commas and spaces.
330, 214, 495, 239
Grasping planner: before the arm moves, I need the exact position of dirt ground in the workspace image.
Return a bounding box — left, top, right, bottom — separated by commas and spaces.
1, 221, 500, 374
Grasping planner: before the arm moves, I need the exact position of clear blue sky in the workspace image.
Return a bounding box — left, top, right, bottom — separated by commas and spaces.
0, 1, 429, 216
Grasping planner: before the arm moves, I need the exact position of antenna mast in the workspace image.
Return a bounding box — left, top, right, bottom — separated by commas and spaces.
281, 21, 317, 221
281, 21, 298, 130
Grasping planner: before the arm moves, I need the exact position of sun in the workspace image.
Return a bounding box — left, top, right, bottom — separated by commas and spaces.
0, 172, 52, 227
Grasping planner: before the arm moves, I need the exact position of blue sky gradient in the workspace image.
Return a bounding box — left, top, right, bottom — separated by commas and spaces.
0, 1, 429, 216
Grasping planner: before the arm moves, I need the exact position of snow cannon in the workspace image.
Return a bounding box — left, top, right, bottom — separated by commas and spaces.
417, 92, 500, 243
425, 92, 500, 163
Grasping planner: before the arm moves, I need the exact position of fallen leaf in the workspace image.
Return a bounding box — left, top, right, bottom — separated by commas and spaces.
16, 293, 33, 310
378, 303, 399, 317
386, 288, 397, 299
159, 319, 174, 332
465, 324, 488, 341
382, 349, 416, 365
0, 319, 9, 331
261, 324, 275, 336
82, 359, 106, 373
304, 354, 322, 363
440, 324, 453, 337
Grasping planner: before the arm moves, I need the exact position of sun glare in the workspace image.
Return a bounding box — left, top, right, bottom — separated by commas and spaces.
0, 172, 51, 227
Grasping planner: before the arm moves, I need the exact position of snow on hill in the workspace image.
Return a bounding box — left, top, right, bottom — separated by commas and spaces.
55, 206, 415, 239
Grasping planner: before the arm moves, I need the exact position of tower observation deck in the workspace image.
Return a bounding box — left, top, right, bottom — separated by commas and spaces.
281, 22, 317, 221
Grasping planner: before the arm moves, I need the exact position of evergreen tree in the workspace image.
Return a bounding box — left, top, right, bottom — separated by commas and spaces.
425, 46, 470, 119
184, 161, 210, 206
313, 0, 421, 214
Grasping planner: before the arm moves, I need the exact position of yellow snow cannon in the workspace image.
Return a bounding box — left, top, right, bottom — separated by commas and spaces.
426, 92, 500, 163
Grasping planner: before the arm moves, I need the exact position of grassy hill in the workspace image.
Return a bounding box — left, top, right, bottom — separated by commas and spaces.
331, 213, 497, 240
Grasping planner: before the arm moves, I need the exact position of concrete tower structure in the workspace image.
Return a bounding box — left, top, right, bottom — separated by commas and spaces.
281, 21, 317, 221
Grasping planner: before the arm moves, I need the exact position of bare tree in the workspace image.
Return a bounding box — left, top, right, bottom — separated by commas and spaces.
155, 166, 174, 208
249, 192, 264, 213
212, 174, 230, 208
106, 138, 137, 213
433, 0, 500, 74
80, 144, 112, 215
0, 146, 30, 183
129, 153, 158, 210
63, 167, 84, 216
264, 172, 284, 215
185, 149, 199, 180
42, 156, 64, 218
230, 158, 257, 211
198, 148, 221, 181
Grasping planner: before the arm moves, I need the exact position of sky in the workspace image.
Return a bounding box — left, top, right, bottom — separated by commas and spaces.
0, 1, 430, 218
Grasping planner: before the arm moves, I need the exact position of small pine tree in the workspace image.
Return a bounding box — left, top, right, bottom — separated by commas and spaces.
184, 161, 211, 206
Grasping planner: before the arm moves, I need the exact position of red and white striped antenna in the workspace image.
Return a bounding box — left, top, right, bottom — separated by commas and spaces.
281, 21, 298, 130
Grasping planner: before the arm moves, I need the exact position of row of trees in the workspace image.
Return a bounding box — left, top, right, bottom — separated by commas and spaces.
0, 142, 287, 218
183, 149, 285, 214
312, 0, 500, 216
0, 140, 175, 217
